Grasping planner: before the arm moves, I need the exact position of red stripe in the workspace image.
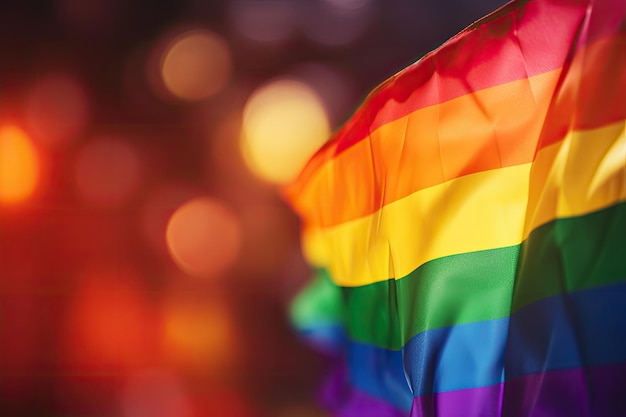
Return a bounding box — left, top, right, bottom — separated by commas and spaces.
290, 0, 626, 192
332, 0, 588, 154
539, 34, 626, 150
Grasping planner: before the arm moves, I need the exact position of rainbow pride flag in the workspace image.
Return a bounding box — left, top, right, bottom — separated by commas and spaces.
285, 0, 626, 415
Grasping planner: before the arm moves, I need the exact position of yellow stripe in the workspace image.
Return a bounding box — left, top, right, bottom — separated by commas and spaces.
303, 120, 626, 287
524, 120, 626, 234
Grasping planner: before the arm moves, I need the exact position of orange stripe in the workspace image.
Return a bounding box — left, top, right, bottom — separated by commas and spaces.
285, 33, 626, 229
287, 69, 559, 228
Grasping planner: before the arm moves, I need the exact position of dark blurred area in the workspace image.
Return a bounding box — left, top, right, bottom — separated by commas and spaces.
0, 0, 507, 416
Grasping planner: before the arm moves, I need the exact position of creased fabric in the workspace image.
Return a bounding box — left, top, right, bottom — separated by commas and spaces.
285, 0, 626, 415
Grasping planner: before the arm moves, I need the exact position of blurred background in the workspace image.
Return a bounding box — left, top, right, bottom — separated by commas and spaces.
0, 0, 507, 416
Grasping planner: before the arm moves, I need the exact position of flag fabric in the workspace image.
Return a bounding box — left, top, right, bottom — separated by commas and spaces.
284, 0, 626, 415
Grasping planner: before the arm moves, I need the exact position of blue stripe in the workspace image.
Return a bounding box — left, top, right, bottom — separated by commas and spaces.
297, 324, 345, 355
404, 316, 507, 394
505, 281, 626, 375
349, 338, 413, 410
347, 281, 626, 408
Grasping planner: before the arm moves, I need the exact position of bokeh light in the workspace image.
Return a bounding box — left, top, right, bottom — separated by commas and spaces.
23, 74, 89, 148
160, 29, 232, 101
240, 79, 330, 184
161, 292, 239, 375
0, 1, 509, 415
0, 126, 39, 204
140, 182, 205, 255
165, 197, 240, 278
74, 136, 143, 208
62, 266, 157, 372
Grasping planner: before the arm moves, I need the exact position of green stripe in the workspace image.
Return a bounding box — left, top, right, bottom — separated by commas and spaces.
344, 201, 626, 350
345, 246, 518, 350
290, 269, 344, 329
511, 201, 626, 311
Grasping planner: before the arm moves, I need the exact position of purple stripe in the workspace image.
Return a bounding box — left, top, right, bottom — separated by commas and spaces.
319, 364, 408, 417
410, 363, 626, 417
410, 383, 502, 417
503, 363, 626, 417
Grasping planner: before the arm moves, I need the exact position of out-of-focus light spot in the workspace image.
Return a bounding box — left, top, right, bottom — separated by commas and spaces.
165, 197, 240, 278
122, 369, 192, 417
62, 267, 157, 372
0, 126, 39, 204
161, 294, 238, 375
297, 0, 375, 46
24, 74, 89, 148
74, 136, 143, 208
228, 1, 296, 43
140, 182, 205, 255
160, 29, 232, 101
240, 79, 330, 184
